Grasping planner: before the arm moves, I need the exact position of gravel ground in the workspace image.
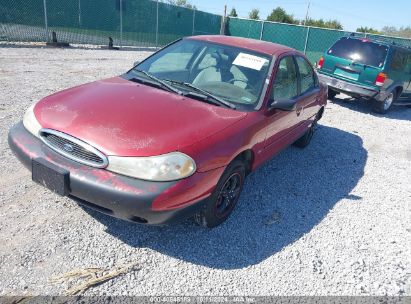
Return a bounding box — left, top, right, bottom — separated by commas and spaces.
0, 45, 410, 297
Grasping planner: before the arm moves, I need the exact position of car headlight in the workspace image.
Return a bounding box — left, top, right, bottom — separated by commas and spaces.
23, 103, 42, 137
107, 152, 196, 181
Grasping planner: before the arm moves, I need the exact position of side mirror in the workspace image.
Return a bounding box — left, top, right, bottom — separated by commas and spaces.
133, 60, 140, 66
269, 98, 297, 111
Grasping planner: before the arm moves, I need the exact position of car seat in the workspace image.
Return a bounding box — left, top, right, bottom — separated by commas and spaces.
193, 51, 235, 85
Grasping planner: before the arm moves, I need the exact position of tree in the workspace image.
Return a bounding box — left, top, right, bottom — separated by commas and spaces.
382, 26, 411, 39
266, 7, 298, 24
248, 9, 260, 20
305, 18, 343, 30
356, 26, 381, 35
166, 0, 196, 9
323, 20, 343, 30
228, 8, 238, 17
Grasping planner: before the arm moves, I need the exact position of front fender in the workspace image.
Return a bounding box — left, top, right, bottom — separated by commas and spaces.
180, 112, 266, 173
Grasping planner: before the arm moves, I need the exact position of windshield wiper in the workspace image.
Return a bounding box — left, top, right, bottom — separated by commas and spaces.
164, 79, 236, 109
132, 69, 182, 95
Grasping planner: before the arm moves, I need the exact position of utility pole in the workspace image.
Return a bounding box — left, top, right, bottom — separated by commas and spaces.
119, 0, 123, 48
43, 0, 48, 41
78, 0, 81, 27
304, 0, 310, 26
156, 0, 159, 47
220, 5, 227, 35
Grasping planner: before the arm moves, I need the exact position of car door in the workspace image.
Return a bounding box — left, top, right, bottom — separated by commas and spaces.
404, 52, 411, 96
262, 54, 302, 157
389, 49, 410, 97
294, 55, 321, 123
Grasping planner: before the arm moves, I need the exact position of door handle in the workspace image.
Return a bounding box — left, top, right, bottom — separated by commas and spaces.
296, 107, 303, 116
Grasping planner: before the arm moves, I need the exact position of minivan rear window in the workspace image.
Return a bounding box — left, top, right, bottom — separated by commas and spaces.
327, 37, 388, 68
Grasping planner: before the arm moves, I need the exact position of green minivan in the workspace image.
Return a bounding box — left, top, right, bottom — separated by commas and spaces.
317, 36, 411, 113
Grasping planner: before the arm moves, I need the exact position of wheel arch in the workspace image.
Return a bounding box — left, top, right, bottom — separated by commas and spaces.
232, 149, 254, 175
395, 86, 403, 97
317, 106, 325, 121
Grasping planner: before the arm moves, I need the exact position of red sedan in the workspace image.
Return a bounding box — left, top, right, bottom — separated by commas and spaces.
8, 35, 327, 228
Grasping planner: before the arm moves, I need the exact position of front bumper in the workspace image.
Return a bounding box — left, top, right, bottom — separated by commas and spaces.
8, 122, 223, 225
318, 73, 385, 100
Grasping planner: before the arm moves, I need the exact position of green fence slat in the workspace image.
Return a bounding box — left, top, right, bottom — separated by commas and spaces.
262, 22, 308, 51
47, 0, 121, 45
157, 1, 193, 45
122, 0, 157, 47
0, 0, 46, 42
194, 10, 221, 36
225, 18, 262, 40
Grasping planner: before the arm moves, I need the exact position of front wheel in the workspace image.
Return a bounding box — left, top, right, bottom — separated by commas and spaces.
373, 91, 396, 114
194, 160, 245, 228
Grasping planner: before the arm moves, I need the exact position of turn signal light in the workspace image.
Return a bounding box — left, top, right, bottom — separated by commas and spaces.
375, 73, 387, 86
318, 56, 324, 69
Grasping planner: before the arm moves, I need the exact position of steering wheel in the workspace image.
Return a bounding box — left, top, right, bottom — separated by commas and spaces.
227, 78, 257, 92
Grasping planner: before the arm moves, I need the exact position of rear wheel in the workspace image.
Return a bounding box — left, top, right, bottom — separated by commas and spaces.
194, 160, 245, 228
293, 120, 317, 148
328, 88, 337, 100
373, 91, 396, 114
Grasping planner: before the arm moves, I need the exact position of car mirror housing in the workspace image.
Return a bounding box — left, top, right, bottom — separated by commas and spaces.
269, 98, 297, 111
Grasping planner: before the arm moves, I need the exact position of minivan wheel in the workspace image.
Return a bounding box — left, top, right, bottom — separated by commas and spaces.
373, 91, 396, 114
293, 120, 317, 148
328, 88, 337, 100
194, 160, 245, 228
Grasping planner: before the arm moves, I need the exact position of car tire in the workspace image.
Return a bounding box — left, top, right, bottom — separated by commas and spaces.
328, 88, 337, 100
373, 91, 397, 114
194, 160, 246, 228
293, 119, 317, 149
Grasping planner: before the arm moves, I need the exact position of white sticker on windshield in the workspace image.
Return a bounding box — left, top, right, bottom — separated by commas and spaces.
233, 53, 269, 70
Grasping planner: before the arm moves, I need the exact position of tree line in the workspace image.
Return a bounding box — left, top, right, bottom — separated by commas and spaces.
163, 1, 410, 38
230, 7, 343, 30
230, 6, 411, 38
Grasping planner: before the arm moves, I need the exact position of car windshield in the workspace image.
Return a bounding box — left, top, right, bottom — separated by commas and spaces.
127, 39, 272, 110
327, 37, 388, 68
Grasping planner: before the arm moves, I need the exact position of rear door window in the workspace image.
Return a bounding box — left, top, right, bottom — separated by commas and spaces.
391, 50, 408, 72
295, 56, 317, 94
327, 37, 388, 68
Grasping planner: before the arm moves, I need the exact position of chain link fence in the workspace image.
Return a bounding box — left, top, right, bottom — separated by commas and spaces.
0, 0, 222, 48
2, 1, 411, 58
226, 17, 411, 63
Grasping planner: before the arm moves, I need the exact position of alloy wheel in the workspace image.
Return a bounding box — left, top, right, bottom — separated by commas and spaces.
214, 172, 242, 218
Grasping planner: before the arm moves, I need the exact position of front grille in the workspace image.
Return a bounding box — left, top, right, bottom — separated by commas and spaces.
39, 129, 108, 168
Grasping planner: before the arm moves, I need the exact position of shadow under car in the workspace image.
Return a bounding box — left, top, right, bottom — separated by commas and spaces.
80, 124, 367, 270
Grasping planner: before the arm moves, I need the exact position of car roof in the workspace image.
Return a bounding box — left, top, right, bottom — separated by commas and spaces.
345, 36, 411, 52
187, 35, 295, 56
344, 36, 391, 47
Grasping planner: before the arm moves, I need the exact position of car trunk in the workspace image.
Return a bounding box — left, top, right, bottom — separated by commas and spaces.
321, 37, 389, 88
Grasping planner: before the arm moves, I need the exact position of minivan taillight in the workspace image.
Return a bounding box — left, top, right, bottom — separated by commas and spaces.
375, 73, 387, 87
318, 56, 324, 69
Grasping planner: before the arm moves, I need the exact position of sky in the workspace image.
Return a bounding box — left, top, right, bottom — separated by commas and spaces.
190, 0, 410, 32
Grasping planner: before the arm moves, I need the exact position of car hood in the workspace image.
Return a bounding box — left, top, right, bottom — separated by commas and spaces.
34, 77, 247, 156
